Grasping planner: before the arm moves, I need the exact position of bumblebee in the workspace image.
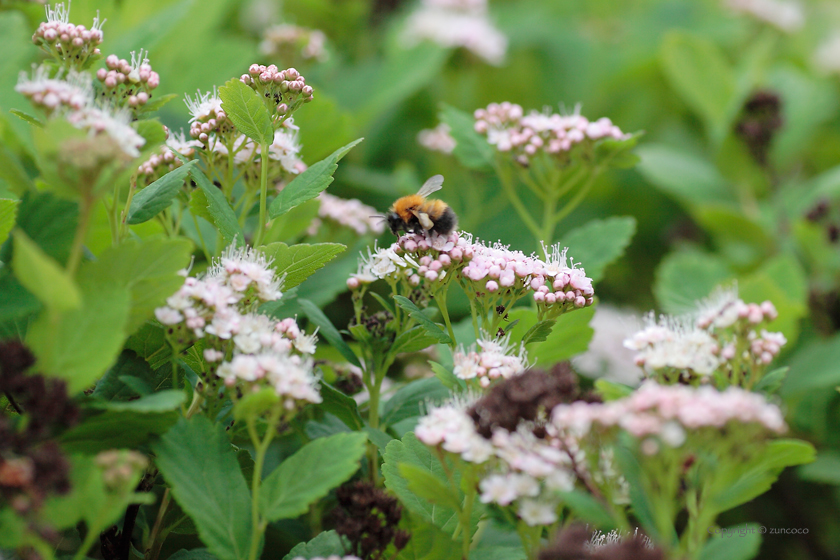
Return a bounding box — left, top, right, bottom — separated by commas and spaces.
385, 174, 458, 237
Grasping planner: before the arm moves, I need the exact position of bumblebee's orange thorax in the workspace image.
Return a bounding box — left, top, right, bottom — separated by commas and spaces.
391, 195, 425, 222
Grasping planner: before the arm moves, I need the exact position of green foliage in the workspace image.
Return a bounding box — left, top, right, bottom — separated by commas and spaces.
393, 295, 451, 344
262, 242, 346, 289
654, 250, 732, 315
269, 138, 364, 218
219, 79, 274, 146
439, 104, 494, 171
699, 526, 762, 560
127, 161, 197, 224
260, 432, 367, 521
558, 216, 636, 283
381, 378, 450, 428
0, 198, 18, 244
152, 417, 253, 560
636, 144, 735, 208
11, 230, 81, 312
188, 165, 244, 246
316, 382, 365, 430
281, 531, 344, 560
397, 514, 461, 560
298, 298, 361, 367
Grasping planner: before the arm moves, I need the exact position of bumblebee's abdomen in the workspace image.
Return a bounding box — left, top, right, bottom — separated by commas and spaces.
420, 200, 457, 235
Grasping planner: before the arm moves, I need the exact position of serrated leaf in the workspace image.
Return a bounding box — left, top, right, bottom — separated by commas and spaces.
152, 417, 252, 560
317, 382, 364, 430
0, 191, 77, 265
298, 298, 361, 367
399, 463, 462, 511
219, 79, 274, 146
382, 378, 450, 427
430, 360, 465, 391
370, 292, 395, 314
798, 451, 840, 485
127, 161, 196, 224
88, 390, 185, 412
654, 250, 733, 315
60, 410, 179, 453
9, 109, 43, 128
531, 306, 596, 365
188, 165, 244, 246
0, 145, 34, 195
636, 144, 736, 207
397, 514, 461, 560
260, 432, 367, 521
439, 104, 494, 170
392, 326, 439, 355
521, 320, 556, 346
557, 490, 616, 528
262, 242, 346, 289
269, 138, 363, 218
138, 93, 179, 114
558, 216, 637, 283
281, 531, 344, 560
93, 350, 160, 401
233, 387, 279, 423
393, 295, 451, 344
754, 367, 788, 396
0, 199, 18, 245
11, 230, 81, 312
699, 525, 761, 560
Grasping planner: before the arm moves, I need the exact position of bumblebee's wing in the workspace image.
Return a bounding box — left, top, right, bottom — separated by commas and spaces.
416, 174, 444, 198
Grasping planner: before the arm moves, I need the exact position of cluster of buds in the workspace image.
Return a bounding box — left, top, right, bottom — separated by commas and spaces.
96, 51, 160, 109
626, 287, 786, 387
94, 450, 148, 491
137, 131, 200, 182
185, 88, 234, 146
260, 24, 328, 63
417, 123, 456, 154
155, 244, 321, 409
32, 2, 104, 70
15, 65, 92, 115
240, 64, 314, 125
453, 333, 530, 387
308, 192, 386, 236
474, 102, 631, 166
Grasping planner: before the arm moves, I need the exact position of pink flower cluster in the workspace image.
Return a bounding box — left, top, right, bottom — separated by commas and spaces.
474, 102, 631, 165
185, 88, 233, 145
96, 51, 160, 109
417, 123, 456, 154
137, 131, 200, 180
64, 103, 146, 159
15, 65, 92, 115
240, 64, 314, 120
415, 402, 494, 463
32, 2, 104, 70
309, 193, 386, 236
453, 333, 530, 387
550, 381, 787, 446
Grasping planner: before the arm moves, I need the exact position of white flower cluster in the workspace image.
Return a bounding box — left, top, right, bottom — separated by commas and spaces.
309, 192, 386, 236
453, 333, 530, 387
625, 287, 786, 384
401, 0, 507, 65
417, 123, 456, 154
573, 306, 643, 385
474, 102, 631, 165
550, 381, 787, 446
724, 0, 804, 33
154, 244, 321, 407
15, 65, 92, 115
185, 88, 234, 147
65, 102, 146, 158
416, 398, 577, 526
260, 24, 328, 62
815, 34, 840, 74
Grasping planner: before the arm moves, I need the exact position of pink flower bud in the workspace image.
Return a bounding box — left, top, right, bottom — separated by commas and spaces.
302, 85, 313, 95
574, 296, 586, 308
347, 277, 360, 289
137, 91, 149, 104
486, 280, 499, 292
760, 301, 777, 320
533, 292, 545, 302
545, 293, 556, 304
276, 103, 288, 114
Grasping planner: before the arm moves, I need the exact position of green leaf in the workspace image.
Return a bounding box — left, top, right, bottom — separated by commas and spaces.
521, 319, 556, 346
798, 451, 840, 485
127, 161, 196, 224
531, 306, 596, 365
126, 322, 174, 371
317, 382, 364, 430
653, 249, 732, 315
695, 206, 772, 269
382, 433, 460, 533
60, 410, 179, 453
439, 104, 494, 170
81, 238, 193, 335
399, 463, 462, 511
262, 242, 346, 290
11, 230, 81, 312
218, 79, 274, 146
430, 360, 465, 391
298, 298, 361, 367
557, 490, 616, 528
370, 292, 396, 315
262, 198, 320, 244
281, 530, 344, 560
0, 191, 77, 265
398, 514, 461, 560
392, 326, 440, 355
269, 138, 363, 218
699, 525, 761, 560
636, 144, 735, 207
27, 282, 130, 394
783, 334, 840, 395
612, 445, 663, 542
393, 296, 451, 344
0, 198, 18, 245
558, 217, 636, 283
93, 351, 160, 401
152, 417, 252, 560
138, 93, 180, 115
232, 387, 279, 423
753, 367, 788, 396
659, 31, 737, 143
88, 390, 185, 412
710, 439, 816, 514
382, 378, 450, 428
188, 165, 244, 246
594, 379, 634, 401
260, 432, 367, 521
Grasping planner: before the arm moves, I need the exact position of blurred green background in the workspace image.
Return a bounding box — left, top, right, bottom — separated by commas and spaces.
4, 0, 840, 558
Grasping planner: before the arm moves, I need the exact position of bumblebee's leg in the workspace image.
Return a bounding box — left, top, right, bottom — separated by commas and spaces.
430, 207, 458, 235
417, 212, 434, 230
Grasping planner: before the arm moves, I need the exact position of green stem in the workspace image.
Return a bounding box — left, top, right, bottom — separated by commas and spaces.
540, 194, 558, 246
72, 524, 101, 560
496, 163, 542, 242
171, 353, 179, 392
254, 144, 271, 247
435, 291, 457, 349
191, 211, 212, 264
119, 174, 139, 240
461, 466, 477, 558
145, 488, 172, 560
247, 407, 281, 560
553, 169, 598, 226
67, 196, 94, 277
